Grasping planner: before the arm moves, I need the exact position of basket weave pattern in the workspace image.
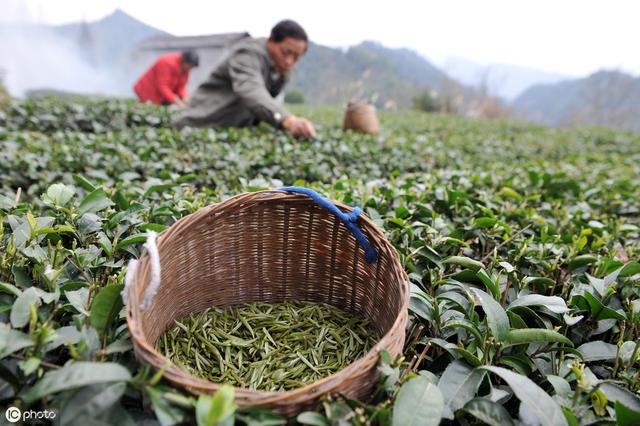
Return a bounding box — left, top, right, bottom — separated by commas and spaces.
342, 101, 380, 134
126, 190, 409, 416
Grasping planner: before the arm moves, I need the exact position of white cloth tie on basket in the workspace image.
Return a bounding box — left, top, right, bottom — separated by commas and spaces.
121, 259, 138, 306
121, 231, 162, 311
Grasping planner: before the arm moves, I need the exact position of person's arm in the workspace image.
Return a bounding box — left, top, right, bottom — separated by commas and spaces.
175, 81, 187, 108
155, 60, 177, 104
228, 49, 291, 127
177, 76, 188, 100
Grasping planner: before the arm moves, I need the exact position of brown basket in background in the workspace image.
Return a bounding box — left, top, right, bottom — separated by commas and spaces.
342, 100, 380, 134
125, 188, 408, 417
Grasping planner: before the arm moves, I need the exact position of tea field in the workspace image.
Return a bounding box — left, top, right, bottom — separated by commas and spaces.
0, 99, 639, 425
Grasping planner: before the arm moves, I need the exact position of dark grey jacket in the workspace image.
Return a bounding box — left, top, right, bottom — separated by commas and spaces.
174, 37, 290, 129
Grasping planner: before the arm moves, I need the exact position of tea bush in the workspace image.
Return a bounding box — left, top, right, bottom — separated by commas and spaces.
0, 98, 638, 425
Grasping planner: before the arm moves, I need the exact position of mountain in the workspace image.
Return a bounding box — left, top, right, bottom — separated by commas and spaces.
289, 41, 461, 109
442, 57, 573, 100
54, 9, 169, 69
512, 70, 640, 133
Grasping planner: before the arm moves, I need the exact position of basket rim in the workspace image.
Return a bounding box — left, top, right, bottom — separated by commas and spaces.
125, 189, 409, 404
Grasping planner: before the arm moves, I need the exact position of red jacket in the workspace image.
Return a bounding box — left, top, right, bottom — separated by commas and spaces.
134, 52, 190, 105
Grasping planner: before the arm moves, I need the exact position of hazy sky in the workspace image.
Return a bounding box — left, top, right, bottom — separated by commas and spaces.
2, 0, 639, 77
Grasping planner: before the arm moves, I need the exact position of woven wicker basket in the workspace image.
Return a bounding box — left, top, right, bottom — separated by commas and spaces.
342, 100, 380, 134
125, 189, 408, 417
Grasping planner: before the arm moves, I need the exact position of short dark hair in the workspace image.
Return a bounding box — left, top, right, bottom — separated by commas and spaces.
181, 50, 199, 67
269, 20, 308, 43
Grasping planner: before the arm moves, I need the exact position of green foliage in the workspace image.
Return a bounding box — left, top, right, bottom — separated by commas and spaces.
0, 97, 172, 133
392, 376, 443, 425
284, 89, 305, 104
0, 81, 10, 111
196, 385, 236, 426
20, 362, 131, 405
412, 90, 440, 112
0, 98, 639, 424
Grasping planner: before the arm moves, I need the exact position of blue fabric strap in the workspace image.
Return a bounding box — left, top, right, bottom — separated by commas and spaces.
278, 186, 378, 263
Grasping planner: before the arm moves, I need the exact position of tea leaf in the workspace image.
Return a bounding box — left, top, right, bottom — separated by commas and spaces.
443, 256, 484, 272
196, 384, 236, 426
615, 401, 640, 426
90, 284, 125, 337
0, 323, 34, 359
297, 412, 330, 426
59, 382, 126, 425
20, 362, 131, 404
146, 386, 188, 426
43, 183, 76, 206
480, 366, 566, 426
393, 377, 444, 426
78, 188, 114, 215
577, 341, 619, 362
508, 294, 569, 314
438, 360, 485, 419
471, 288, 509, 342
598, 383, 640, 411
502, 329, 573, 348
10, 287, 41, 328
462, 398, 515, 426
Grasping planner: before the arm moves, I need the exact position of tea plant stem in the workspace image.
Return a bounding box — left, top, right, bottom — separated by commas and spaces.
481, 224, 532, 263
411, 342, 430, 371
612, 321, 626, 377
625, 341, 640, 372
10, 353, 61, 370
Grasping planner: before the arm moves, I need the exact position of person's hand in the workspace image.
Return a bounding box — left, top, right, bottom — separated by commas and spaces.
281, 115, 316, 139
174, 98, 187, 108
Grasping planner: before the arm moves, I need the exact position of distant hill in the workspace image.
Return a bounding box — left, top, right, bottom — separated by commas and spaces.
512, 70, 640, 133
442, 57, 573, 101
289, 41, 465, 109
54, 9, 169, 70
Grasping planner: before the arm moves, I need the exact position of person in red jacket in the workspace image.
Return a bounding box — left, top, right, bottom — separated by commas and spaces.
134, 51, 199, 107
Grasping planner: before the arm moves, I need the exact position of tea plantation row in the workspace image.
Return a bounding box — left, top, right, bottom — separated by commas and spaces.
0, 99, 638, 425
